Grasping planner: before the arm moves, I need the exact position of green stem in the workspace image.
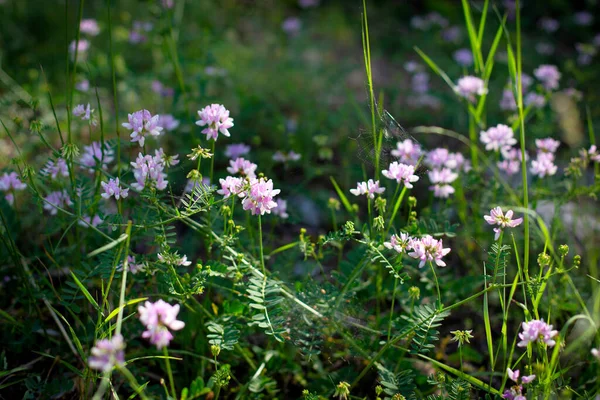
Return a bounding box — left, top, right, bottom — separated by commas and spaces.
163, 347, 177, 399
387, 276, 398, 341
209, 140, 216, 184
429, 261, 442, 310
258, 215, 265, 275
115, 221, 132, 336
106, 0, 121, 177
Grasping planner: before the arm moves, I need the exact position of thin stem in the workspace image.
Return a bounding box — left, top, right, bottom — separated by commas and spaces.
163, 347, 177, 399
209, 140, 216, 184
106, 0, 121, 177
429, 261, 442, 310
258, 215, 265, 275
387, 276, 398, 341
115, 221, 132, 336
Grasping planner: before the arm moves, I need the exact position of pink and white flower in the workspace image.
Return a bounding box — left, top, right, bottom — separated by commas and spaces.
138, 300, 185, 349
241, 177, 281, 216
42, 158, 69, 180
530, 152, 557, 178
428, 168, 458, 198
384, 232, 413, 254
101, 178, 129, 200
43, 190, 73, 215
480, 124, 517, 152
217, 176, 245, 199
272, 199, 289, 219
382, 162, 420, 188
455, 76, 487, 101
484, 207, 523, 240
225, 143, 251, 159
227, 157, 257, 179
391, 139, 423, 165
195, 104, 234, 141
88, 334, 125, 372
130, 152, 168, 191
535, 138, 560, 154
273, 151, 301, 163
122, 110, 163, 147
408, 235, 451, 268
534, 65, 561, 91
349, 179, 385, 199
80, 19, 100, 36
517, 319, 558, 348
80, 142, 114, 172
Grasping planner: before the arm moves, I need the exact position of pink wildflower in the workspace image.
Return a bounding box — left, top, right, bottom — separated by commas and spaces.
428, 168, 458, 198
282, 17, 302, 35
217, 176, 245, 199
588, 145, 600, 163
101, 178, 129, 200
80, 142, 114, 172
195, 104, 234, 141
225, 143, 251, 159
122, 110, 163, 147
0, 172, 27, 205
158, 114, 180, 131
384, 232, 413, 254
273, 151, 301, 163
80, 19, 100, 36
480, 124, 517, 152
241, 178, 281, 216
500, 89, 517, 111
517, 319, 558, 348
455, 76, 487, 101
43, 190, 73, 215
382, 161, 420, 188
130, 153, 168, 191
78, 214, 103, 228
408, 235, 451, 268
42, 158, 69, 180
530, 152, 557, 178
138, 300, 185, 349
349, 179, 385, 199
227, 157, 257, 179
88, 334, 125, 372
392, 139, 423, 165
535, 138, 560, 154
534, 65, 561, 91
498, 147, 527, 176
484, 207, 523, 240
272, 199, 289, 219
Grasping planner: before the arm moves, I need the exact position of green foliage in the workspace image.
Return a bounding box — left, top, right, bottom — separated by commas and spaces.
401, 305, 450, 355
206, 318, 240, 351
246, 276, 287, 342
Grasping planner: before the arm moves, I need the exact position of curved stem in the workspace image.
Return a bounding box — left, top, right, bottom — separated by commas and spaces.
429, 261, 442, 310
163, 347, 177, 399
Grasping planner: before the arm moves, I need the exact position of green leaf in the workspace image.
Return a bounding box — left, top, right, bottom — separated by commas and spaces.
330, 176, 354, 214
104, 297, 148, 324
69, 271, 102, 315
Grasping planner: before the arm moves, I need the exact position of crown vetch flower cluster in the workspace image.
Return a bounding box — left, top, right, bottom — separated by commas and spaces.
218, 176, 246, 199
80, 142, 114, 172
122, 109, 163, 147
484, 207, 523, 240
498, 147, 528, 175
455, 76, 487, 101
480, 124, 517, 152
384, 232, 412, 254
88, 334, 125, 372
0, 172, 27, 205
43, 190, 73, 215
80, 19, 100, 36
408, 235, 451, 268
350, 179, 385, 198
242, 177, 281, 215
517, 319, 558, 348
225, 143, 251, 159
382, 161, 420, 188
101, 178, 129, 200
130, 152, 168, 191
503, 368, 536, 400
428, 168, 458, 198
196, 104, 234, 141
531, 137, 559, 178
272, 199, 289, 219
42, 158, 69, 180
392, 139, 423, 165
73, 103, 95, 125
138, 300, 185, 349
533, 64, 561, 91
227, 157, 257, 179
273, 151, 301, 163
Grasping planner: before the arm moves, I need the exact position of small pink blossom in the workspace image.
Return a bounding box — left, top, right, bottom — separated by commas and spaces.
101, 178, 129, 200
500, 89, 517, 111
453, 48, 473, 67
517, 319, 558, 348
535, 138, 560, 154
42, 158, 69, 180
530, 152, 557, 178
588, 145, 600, 163
428, 168, 458, 198
76, 80, 90, 92
43, 190, 73, 215
273, 151, 301, 163
426, 148, 450, 169
241, 178, 281, 216
195, 104, 234, 141
0, 172, 27, 205
282, 17, 302, 35
227, 157, 257, 179
217, 176, 245, 199
480, 124, 517, 152
138, 300, 185, 349
484, 207, 523, 240
382, 162, 420, 188
408, 235, 451, 268
384, 232, 413, 254
80, 142, 114, 172
349, 179, 385, 199
122, 110, 163, 147
455, 76, 487, 101
78, 215, 103, 228
80, 19, 100, 36
158, 114, 180, 131
130, 152, 168, 191
225, 143, 251, 159
498, 147, 527, 175
534, 64, 561, 91
592, 348, 599, 360
73, 103, 95, 125
69, 39, 90, 57
272, 199, 289, 219
88, 334, 125, 372
392, 139, 423, 165
524, 92, 546, 108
